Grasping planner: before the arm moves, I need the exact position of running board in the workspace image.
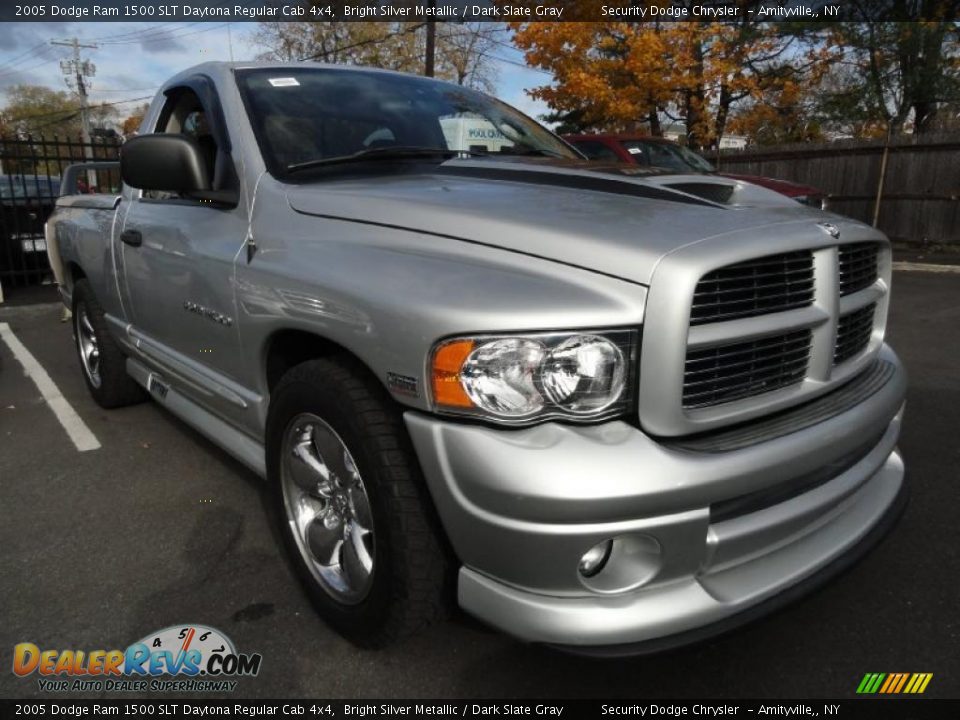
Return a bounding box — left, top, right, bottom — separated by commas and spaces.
127, 357, 266, 478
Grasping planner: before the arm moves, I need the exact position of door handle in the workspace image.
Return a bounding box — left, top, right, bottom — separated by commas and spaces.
120, 229, 142, 247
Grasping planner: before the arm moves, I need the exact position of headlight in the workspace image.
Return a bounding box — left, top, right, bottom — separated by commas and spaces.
430, 329, 636, 424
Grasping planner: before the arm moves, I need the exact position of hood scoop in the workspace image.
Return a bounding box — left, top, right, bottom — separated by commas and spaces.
436, 162, 722, 209
645, 175, 802, 208
660, 182, 736, 205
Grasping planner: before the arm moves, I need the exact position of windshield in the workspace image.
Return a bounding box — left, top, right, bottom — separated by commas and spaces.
620, 140, 716, 173
236, 68, 578, 177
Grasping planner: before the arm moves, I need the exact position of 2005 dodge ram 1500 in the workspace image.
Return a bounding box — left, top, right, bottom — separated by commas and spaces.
47, 62, 907, 654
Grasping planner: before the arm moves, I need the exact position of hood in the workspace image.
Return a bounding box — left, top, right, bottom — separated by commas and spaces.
286, 157, 833, 285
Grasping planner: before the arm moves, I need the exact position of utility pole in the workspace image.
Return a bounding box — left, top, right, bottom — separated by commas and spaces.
52, 38, 98, 186
424, 3, 436, 77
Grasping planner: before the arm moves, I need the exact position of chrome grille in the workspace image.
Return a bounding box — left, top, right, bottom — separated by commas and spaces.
691, 251, 814, 325
839, 242, 879, 296
638, 236, 890, 436
683, 330, 812, 409
835, 304, 875, 365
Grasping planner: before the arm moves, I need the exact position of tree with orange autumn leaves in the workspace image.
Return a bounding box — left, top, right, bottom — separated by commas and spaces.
510, 8, 834, 148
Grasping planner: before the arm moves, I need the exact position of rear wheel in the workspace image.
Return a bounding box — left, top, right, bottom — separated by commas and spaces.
72, 279, 145, 408
267, 356, 450, 646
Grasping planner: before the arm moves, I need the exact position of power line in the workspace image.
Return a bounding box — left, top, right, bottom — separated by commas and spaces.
99, 22, 230, 46
97, 22, 201, 44
0, 47, 62, 79
84, 23, 183, 42
299, 23, 428, 62
32, 110, 82, 132
0, 42, 50, 72
488, 53, 552, 76
2, 94, 154, 124
472, 30, 554, 77
92, 87, 159, 94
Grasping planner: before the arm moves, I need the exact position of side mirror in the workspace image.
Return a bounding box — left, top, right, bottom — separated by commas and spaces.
120, 134, 210, 193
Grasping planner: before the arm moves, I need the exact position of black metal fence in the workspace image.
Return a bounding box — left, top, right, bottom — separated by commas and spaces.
0, 135, 122, 292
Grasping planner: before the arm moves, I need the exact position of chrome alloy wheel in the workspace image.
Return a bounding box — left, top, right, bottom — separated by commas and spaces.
280, 413, 375, 604
76, 306, 102, 388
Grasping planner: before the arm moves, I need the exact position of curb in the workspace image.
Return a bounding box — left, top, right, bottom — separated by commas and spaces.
892, 261, 960, 274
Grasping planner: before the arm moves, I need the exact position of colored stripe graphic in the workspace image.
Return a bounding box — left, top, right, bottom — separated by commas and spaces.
878, 674, 895, 693
893, 673, 909, 693
857, 672, 932, 694
856, 673, 885, 694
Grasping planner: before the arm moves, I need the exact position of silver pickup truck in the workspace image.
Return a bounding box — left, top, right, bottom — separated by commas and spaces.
47, 62, 907, 654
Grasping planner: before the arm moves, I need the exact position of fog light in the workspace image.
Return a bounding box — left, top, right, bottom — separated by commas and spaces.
579, 534, 663, 594
578, 539, 613, 578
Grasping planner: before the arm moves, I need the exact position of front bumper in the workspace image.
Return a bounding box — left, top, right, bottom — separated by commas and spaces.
405, 344, 907, 651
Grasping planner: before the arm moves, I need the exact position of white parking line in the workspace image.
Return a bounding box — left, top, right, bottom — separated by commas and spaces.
893, 261, 960, 274
0, 322, 101, 452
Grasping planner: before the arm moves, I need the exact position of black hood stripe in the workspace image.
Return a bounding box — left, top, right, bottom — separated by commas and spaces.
437, 165, 721, 209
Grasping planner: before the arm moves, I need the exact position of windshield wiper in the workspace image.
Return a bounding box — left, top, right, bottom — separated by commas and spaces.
286, 146, 480, 173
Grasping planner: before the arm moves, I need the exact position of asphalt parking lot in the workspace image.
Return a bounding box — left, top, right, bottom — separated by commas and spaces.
1, 269, 958, 700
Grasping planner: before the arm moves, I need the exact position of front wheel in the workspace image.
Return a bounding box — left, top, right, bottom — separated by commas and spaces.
266, 356, 451, 646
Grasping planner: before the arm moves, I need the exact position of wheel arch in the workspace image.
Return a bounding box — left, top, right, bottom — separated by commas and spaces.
261, 328, 462, 579
64, 262, 87, 299
262, 328, 385, 396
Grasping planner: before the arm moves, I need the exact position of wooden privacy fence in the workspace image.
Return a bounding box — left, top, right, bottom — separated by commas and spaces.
711, 133, 960, 247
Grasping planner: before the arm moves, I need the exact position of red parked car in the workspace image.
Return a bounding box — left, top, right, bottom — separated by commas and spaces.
564, 134, 828, 210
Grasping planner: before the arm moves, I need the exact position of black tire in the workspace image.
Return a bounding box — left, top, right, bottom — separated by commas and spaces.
266, 356, 451, 647
72, 279, 146, 408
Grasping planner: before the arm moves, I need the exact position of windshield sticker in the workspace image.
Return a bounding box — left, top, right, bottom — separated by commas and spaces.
268, 77, 300, 88
627, 147, 643, 154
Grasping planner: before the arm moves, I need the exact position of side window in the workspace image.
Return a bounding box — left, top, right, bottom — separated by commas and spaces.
142, 88, 232, 201
637, 142, 690, 172
182, 109, 218, 183
572, 141, 620, 162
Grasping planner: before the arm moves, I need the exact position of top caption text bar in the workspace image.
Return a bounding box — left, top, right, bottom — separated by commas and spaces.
7, 1, 953, 23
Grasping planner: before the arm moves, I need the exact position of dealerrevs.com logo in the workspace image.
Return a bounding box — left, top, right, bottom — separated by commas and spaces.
12, 624, 262, 693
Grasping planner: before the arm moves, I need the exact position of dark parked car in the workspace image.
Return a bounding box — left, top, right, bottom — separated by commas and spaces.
565, 134, 828, 209
0, 174, 61, 287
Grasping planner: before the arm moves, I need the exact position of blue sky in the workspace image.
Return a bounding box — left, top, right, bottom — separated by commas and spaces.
0, 22, 552, 122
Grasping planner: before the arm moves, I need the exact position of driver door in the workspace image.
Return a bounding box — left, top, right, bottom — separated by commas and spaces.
117, 84, 250, 429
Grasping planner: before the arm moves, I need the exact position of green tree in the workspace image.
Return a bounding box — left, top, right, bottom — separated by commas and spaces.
0, 84, 82, 138
813, 3, 960, 136
253, 18, 499, 90
511, 8, 830, 149
120, 103, 151, 136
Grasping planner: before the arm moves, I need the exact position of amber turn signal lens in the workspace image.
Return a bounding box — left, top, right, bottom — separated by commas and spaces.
431, 340, 475, 408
